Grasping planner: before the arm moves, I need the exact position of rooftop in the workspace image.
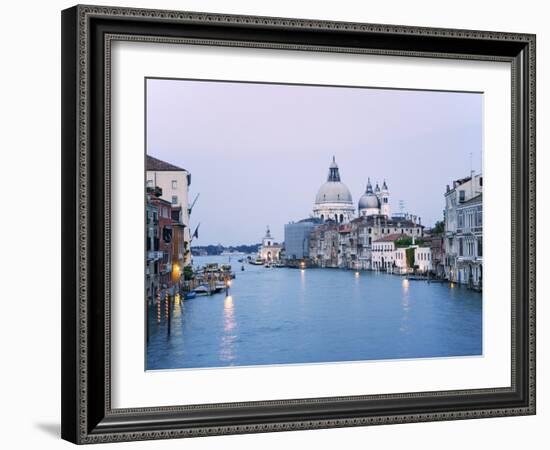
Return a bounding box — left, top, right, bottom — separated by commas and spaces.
373, 233, 404, 243
146, 155, 187, 172
459, 193, 483, 206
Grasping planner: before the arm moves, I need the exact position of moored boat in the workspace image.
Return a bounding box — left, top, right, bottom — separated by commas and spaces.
193, 285, 210, 296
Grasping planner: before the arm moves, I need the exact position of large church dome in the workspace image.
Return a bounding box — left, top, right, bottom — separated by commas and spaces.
312, 157, 355, 223
315, 181, 353, 203
314, 157, 353, 204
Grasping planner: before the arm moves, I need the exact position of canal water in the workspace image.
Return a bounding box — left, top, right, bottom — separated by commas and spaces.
146, 255, 482, 370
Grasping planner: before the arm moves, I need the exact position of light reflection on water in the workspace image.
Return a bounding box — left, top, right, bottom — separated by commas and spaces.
147, 255, 482, 370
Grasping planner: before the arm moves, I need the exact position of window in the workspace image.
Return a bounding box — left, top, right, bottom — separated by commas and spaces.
171, 195, 178, 205
459, 190, 465, 202
478, 239, 483, 257
172, 180, 177, 189
146, 179, 153, 188
458, 238, 463, 256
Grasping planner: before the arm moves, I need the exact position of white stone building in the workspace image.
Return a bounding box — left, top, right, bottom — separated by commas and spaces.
443, 173, 483, 289
372, 234, 432, 274
371, 233, 401, 271
312, 157, 355, 223
146, 155, 192, 265
258, 226, 282, 262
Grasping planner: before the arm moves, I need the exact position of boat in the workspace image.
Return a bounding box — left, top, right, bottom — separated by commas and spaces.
184, 291, 197, 300
192, 285, 210, 296
215, 281, 227, 292
249, 258, 264, 266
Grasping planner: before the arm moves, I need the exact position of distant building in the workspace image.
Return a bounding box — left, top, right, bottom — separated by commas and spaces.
284, 218, 322, 262
258, 226, 283, 262
444, 173, 483, 289
146, 155, 192, 266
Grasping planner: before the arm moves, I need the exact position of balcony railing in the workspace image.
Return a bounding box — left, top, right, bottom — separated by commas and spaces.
147, 251, 163, 261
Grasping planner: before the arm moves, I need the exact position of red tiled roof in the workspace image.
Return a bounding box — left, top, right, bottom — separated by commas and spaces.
373, 233, 404, 243
146, 155, 186, 172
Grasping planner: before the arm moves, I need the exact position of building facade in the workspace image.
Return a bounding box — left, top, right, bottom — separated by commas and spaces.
258, 226, 283, 262
146, 155, 192, 266
372, 234, 432, 274
284, 218, 322, 262
443, 174, 483, 289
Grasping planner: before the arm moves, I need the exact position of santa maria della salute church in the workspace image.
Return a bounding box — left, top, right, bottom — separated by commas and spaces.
313, 157, 392, 223
281, 157, 426, 272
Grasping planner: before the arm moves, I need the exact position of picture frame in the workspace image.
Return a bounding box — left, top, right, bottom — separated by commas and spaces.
61, 4, 536, 444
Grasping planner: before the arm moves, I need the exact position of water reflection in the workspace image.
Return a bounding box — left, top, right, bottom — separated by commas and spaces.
220, 295, 236, 363
400, 278, 411, 334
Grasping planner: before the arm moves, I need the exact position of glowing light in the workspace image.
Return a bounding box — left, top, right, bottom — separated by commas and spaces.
450, 282, 455, 289
355, 271, 360, 277
300, 261, 306, 269
226, 279, 232, 287
402, 278, 409, 293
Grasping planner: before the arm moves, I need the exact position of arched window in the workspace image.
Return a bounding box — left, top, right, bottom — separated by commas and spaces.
340, 214, 344, 223
321, 214, 324, 221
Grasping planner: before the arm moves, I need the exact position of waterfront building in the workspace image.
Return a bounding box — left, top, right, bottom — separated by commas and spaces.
308, 221, 340, 268
372, 233, 432, 274
372, 234, 401, 271
146, 190, 160, 303
258, 226, 283, 262
307, 214, 424, 270
284, 218, 322, 263
429, 234, 446, 278
443, 173, 483, 289
353, 214, 424, 270
146, 155, 192, 265
148, 188, 174, 291
312, 157, 355, 223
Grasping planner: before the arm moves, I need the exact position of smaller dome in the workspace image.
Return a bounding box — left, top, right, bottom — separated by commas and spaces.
358, 193, 380, 210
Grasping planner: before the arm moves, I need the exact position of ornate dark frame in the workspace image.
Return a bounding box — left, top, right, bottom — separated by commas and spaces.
61, 4, 536, 444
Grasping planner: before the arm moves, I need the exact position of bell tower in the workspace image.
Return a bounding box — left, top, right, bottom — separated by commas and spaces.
381, 180, 390, 218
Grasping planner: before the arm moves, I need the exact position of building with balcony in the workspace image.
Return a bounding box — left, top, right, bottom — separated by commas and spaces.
443, 173, 483, 289
146, 155, 192, 266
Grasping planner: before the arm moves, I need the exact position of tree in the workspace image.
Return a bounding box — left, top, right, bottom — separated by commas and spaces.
405, 247, 415, 270
433, 220, 444, 235
183, 266, 194, 281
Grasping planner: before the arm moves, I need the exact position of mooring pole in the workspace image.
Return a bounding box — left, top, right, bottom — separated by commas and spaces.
167, 293, 171, 336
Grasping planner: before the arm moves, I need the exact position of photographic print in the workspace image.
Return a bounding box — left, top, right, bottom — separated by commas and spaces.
145, 78, 483, 371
